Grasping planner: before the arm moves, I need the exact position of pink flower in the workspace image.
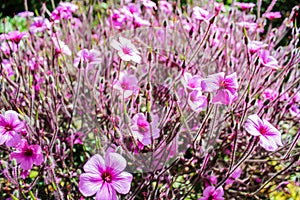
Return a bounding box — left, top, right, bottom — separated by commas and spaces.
202, 72, 238, 105
225, 167, 242, 186
142, 0, 157, 10
17, 11, 34, 18
30, 17, 50, 33
262, 88, 278, 101
111, 36, 141, 63
51, 2, 78, 21
133, 16, 151, 28
263, 12, 282, 20
188, 90, 207, 112
289, 104, 300, 118
131, 113, 160, 146
181, 72, 203, 91
74, 49, 102, 68
6, 31, 27, 44
110, 10, 126, 30
0, 110, 24, 147
248, 40, 268, 54
52, 37, 72, 56
113, 72, 139, 98
79, 153, 133, 200
199, 186, 224, 200
193, 6, 210, 22
259, 50, 279, 70
159, 1, 173, 15
245, 114, 283, 151
10, 139, 44, 170
1, 59, 14, 77
235, 2, 255, 11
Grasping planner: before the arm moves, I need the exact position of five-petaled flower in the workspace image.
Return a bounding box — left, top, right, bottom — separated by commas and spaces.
10, 139, 44, 170
131, 113, 160, 146
0, 110, 24, 147
258, 50, 280, 70
202, 72, 238, 105
79, 153, 133, 200
199, 186, 224, 200
111, 36, 141, 63
245, 114, 283, 151
113, 71, 139, 98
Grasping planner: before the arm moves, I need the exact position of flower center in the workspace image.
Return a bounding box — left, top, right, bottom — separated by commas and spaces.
101, 171, 112, 183
122, 47, 131, 55
5, 125, 12, 132
259, 126, 268, 135
137, 120, 149, 133
24, 149, 33, 157
219, 80, 228, 89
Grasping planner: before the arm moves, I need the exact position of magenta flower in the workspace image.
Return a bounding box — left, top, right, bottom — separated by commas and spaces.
225, 167, 242, 186
142, 0, 157, 10
235, 2, 255, 11
17, 11, 34, 18
0, 110, 24, 147
52, 37, 72, 56
79, 153, 133, 200
259, 50, 279, 70
188, 90, 207, 112
110, 10, 126, 30
113, 72, 139, 98
202, 72, 238, 105
199, 186, 224, 200
131, 113, 160, 146
181, 72, 203, 91
193, 6, 210, 22
245, 114, 283, 151
111, 36, 141, 63
159, 1, 173, 15
248, 40, 268, 54
263, 12, 282, 20
74, 49, 102, 68
262, 88, 278, 101
6, 31, 27, 44
10, 139, 44, 170
30, 17, 50, 33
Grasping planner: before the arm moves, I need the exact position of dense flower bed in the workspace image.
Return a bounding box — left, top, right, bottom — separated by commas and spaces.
0, 0, 299, 199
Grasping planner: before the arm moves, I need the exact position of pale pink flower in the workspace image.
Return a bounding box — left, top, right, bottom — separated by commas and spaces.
263, 12, 282, 20
289, 104, 300, 118
10, 139, 44, 170
79, 153, 133, 200
181, 72, 203, 91
1, 59, 14, 77
199, 186, 224, 200
235, 2, 255, 11
30, 17, 50, 33
262, 88, 278, 101
236, 22, 258, 32
131, 113, 160, 146
52, 37, 72, 56
188, 90, 207, 112
133, 16, 151, 28
113, 72, 139, 98
248, 40, 268, 54
259, 50, 279, 70
1, 41, 18, 55
0, 110, 24, 147
111, 36, 141, 63
193, 6, 210, 22
245, 114, 283, 151
225, 167, 242, 186
74, 49, 102, 68
110, 10, 126, 30
142, 0, 157, 10
159, 1, 173, 15
51, 2, 78, 21
17, 11, 34, 18
202, 72, 238, 105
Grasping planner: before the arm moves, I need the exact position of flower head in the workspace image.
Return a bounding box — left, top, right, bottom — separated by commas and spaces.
235, 2, 255, 11
245, 114, 283, 151
248, 40, 268, 54
193, 6, 210, 22
131, 113, 160, 146
52, 37, 72, 56
202, 72, 238, 105
6, 31, 27, 44
159, 1, 173, 15
259, 50, 279, 70
74, 49, 102, 68
263, 12, 282, 20
199, 186, 224, 200
79, 153, 133, 200
30, 17, 50, 33
10, 139, 44, 170
0, 110, 24, 147
111, 36, 141, 63
113, 72, 139, 98
188, 90, 207, 112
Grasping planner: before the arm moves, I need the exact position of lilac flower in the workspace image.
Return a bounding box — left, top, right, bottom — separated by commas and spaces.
1, 41, 18, 55
199, 186, 224, 200
236, 22, 258, 32
0, 110, 24, 147
111, 36, 141, 63
131, 113, 160, 146
259, 50, 280, 70
262, 88, 278, 101
202, 72, 238, 105
248, 40, 268, 54
51, 2, 78, 21
74, 49, 102, 68
6, 31, 27, 44
30, 17, 50, 33
193, 6, 210, 22
235, 2, 255, 11
181, 72, 203, 92
17, 11, 34, 18
110, 10, 126, 30
10, 139, 44, 170
113, 72, 139, 98
188, 90, 207, 112
1, 59, 14, 77
245, 114, 283, 151
79, 153, 133, 200
263, 12, 282, 20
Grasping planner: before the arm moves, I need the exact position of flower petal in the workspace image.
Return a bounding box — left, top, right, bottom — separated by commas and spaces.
84, 154, 105, 174
96, 182, 117, 200
245, 114, 262, 136
111, 171, 133, 194
105, 153, 127, 175
79, 173, 103, 197
259, 135, 278, 151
